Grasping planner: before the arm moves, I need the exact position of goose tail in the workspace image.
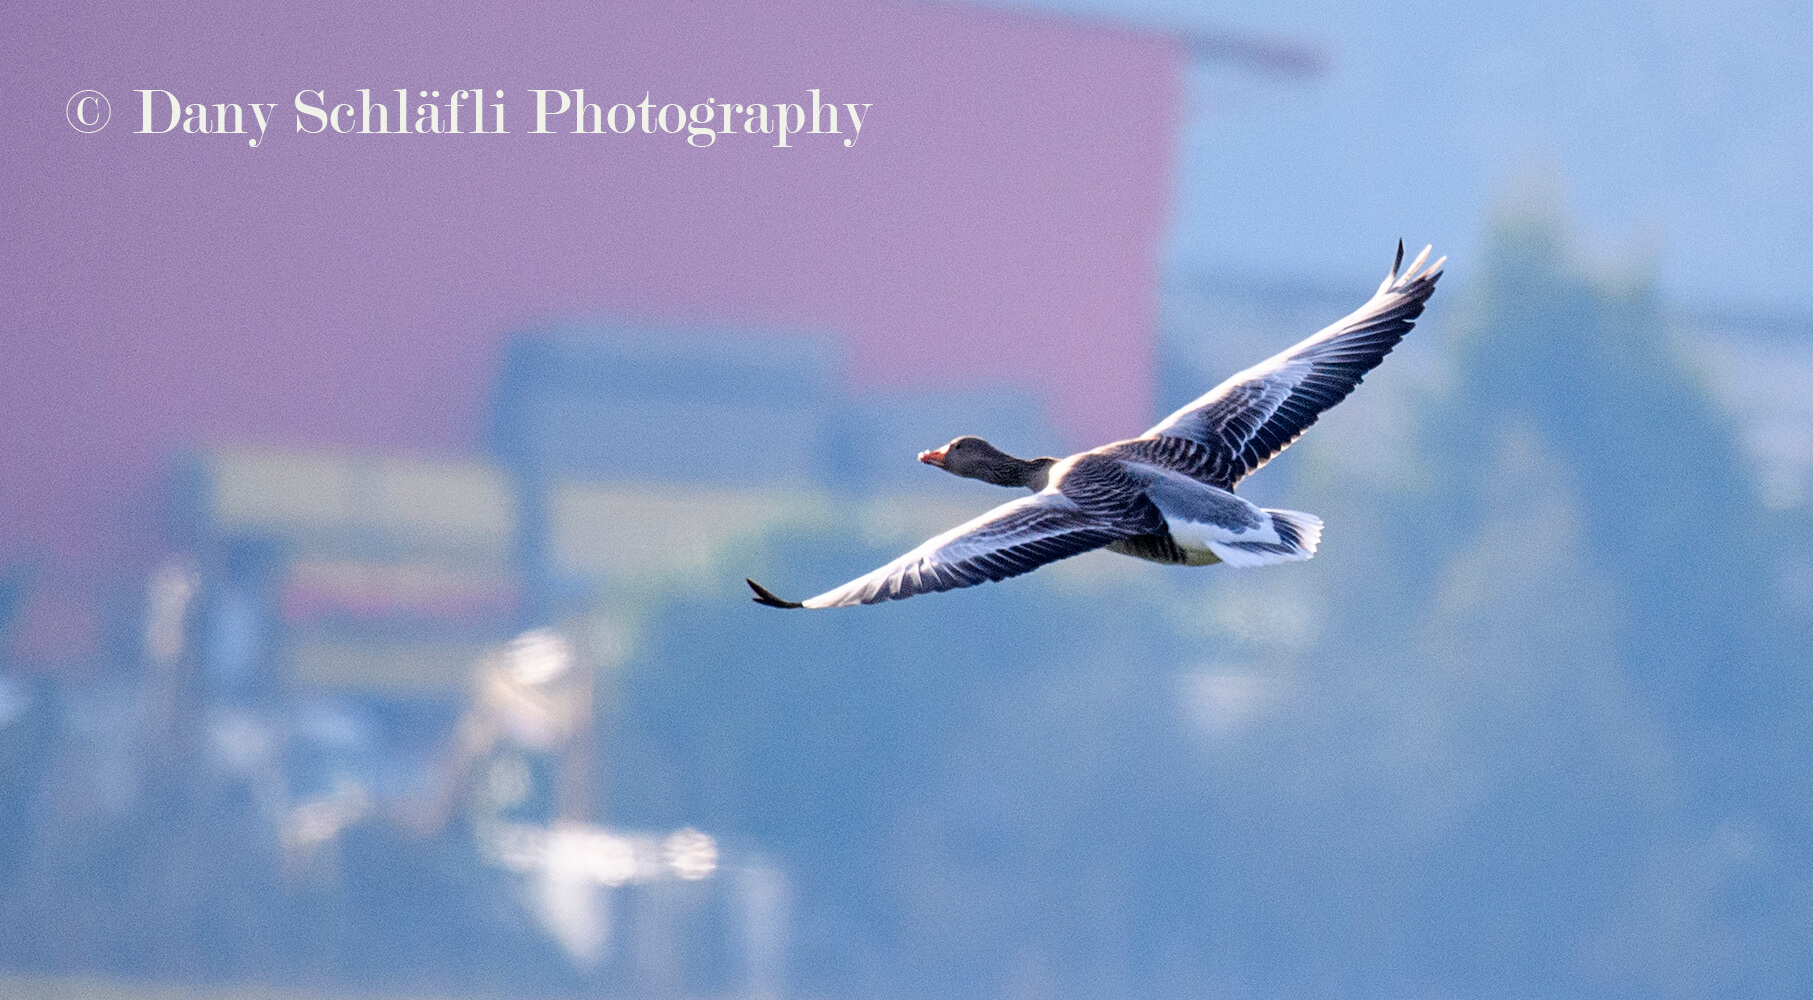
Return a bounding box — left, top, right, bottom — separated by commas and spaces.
1205, 509, 1323, 568
1268, 508, 1323, 557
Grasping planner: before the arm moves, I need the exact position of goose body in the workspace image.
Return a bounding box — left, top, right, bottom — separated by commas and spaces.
748, 243, 1443, 609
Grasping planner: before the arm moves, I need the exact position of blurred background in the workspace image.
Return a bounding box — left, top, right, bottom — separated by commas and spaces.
2, 0, 1811, 998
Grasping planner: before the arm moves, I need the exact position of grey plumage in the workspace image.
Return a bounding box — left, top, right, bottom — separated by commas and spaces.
749, 243, 1444, 609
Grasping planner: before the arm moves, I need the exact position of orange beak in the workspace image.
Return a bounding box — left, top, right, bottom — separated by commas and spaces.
918, 446, 949, 468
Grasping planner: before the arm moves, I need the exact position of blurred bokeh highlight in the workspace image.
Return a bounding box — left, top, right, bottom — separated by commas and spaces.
2, 1, 1811, 999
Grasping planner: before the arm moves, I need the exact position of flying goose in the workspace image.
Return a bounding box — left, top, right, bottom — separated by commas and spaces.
748, 243, 1444, 609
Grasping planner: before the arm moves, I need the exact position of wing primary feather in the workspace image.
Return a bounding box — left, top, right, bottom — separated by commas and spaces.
1403, 243, 1431, 280
747, 579, 805, 609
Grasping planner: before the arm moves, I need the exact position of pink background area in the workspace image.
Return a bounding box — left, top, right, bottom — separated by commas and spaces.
0, 0, 1181, 578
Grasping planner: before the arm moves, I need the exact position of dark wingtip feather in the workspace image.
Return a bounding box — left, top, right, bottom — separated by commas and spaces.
1393, 239, 1405, 276
747, 578, 805, 609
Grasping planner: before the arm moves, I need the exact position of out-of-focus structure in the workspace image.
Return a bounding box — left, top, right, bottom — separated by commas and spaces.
0, 0, 1202, 993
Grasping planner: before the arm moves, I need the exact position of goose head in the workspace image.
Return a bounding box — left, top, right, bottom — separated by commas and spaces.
918, 436, 1057, 490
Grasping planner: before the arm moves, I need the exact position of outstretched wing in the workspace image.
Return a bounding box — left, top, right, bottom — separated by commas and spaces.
1143, 242, 1444, 488
749, 491, 1127, 609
